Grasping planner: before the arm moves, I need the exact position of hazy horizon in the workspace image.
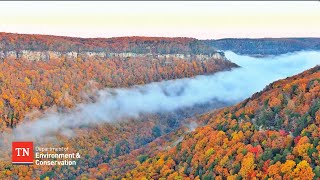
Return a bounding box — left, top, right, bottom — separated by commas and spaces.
1, 31, 320, 40
2, 31, 320, 41
0, 1, 319, 39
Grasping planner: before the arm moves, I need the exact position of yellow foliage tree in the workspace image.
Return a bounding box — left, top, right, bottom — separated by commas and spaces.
239, 153, 255, 178
293, 160, 314, 180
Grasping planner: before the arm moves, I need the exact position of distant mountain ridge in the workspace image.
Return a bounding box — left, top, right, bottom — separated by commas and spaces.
1, 32, 320, 61
205, 38, 320, 56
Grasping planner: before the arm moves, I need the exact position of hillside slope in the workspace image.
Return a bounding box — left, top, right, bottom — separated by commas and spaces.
0, 55, 236, 130
124, 66, 320, 180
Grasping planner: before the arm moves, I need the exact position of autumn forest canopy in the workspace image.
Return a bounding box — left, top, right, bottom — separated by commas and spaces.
0, 32, 319, 180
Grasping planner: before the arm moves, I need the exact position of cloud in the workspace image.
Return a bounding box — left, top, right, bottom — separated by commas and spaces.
2, 51, 320, 143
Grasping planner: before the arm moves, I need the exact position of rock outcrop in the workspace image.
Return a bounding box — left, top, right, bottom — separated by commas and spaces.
0, 50, 226, 62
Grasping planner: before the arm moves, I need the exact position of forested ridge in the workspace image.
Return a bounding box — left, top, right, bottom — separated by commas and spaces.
0, 32, 216, 55
122, 66, 320, 180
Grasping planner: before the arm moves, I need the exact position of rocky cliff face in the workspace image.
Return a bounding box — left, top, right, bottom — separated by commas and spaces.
0, 50, 104, 61
0, 50, 226, 61
0, 32, 230, 61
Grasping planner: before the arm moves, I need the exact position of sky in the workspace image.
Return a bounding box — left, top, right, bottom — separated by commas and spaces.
0, 1, 319, 39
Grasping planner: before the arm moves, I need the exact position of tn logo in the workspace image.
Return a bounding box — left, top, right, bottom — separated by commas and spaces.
12, 142, 34, 165
15, 148, 30, 157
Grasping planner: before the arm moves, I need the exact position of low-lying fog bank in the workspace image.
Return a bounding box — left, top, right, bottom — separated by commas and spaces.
2, 50, 320, 143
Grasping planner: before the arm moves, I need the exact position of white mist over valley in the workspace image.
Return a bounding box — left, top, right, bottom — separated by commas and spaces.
2, 50, 320, 142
